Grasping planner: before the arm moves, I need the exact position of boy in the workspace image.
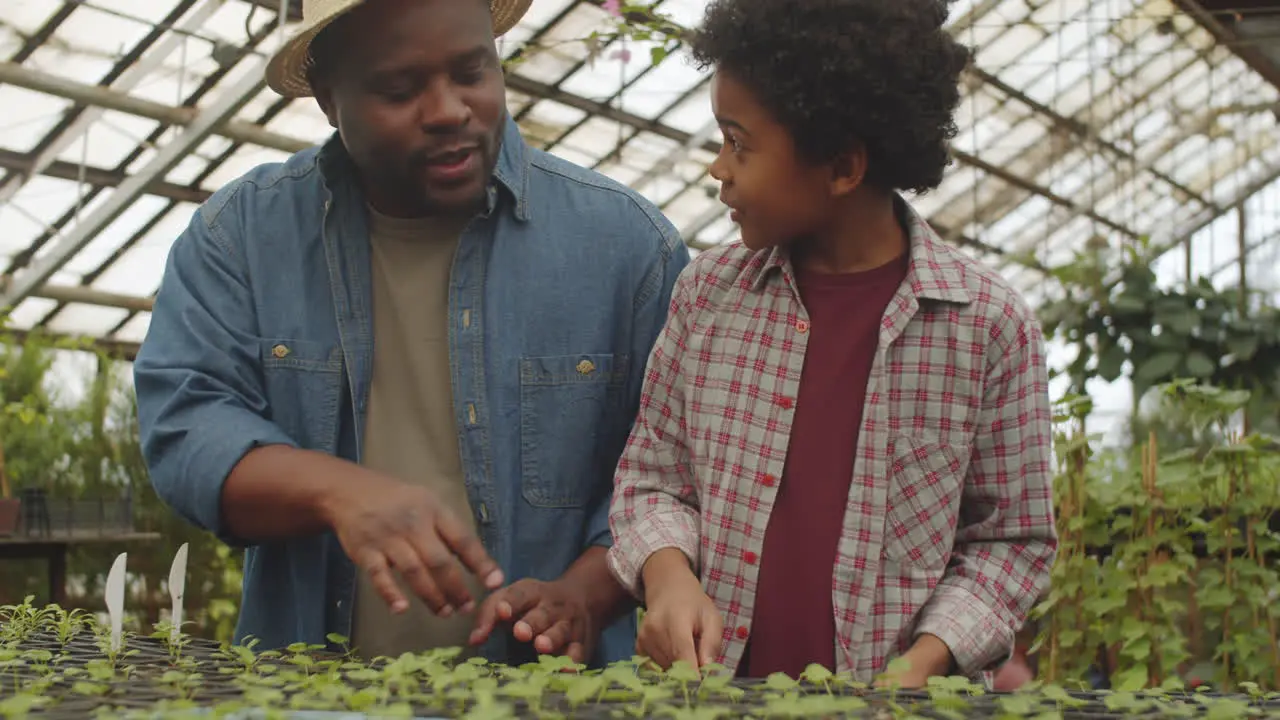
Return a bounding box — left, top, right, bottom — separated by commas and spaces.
606, 0, 1058, 687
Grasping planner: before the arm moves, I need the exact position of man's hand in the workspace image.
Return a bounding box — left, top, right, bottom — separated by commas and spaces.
635, 548, 723, 669
320, 473, 504, 617
468, 578, 597, 663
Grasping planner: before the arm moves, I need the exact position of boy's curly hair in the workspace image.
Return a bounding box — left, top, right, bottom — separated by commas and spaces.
690, 0, 972, 195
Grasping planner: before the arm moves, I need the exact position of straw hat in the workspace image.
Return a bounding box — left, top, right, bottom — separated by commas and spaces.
265, 0, 533, 98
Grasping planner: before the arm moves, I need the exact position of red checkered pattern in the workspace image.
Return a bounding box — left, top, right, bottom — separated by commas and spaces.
607, 203, 1057, 681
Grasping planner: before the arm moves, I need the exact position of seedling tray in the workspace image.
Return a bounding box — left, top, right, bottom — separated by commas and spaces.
3, 626, 1280, 719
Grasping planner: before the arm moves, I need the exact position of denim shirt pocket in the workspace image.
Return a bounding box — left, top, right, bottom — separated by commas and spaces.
259, 338, 344, 455
881, 433, 970, 572
519, 353, 629, 509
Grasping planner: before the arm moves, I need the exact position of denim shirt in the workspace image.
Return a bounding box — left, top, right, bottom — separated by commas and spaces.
133, 116, 690, 667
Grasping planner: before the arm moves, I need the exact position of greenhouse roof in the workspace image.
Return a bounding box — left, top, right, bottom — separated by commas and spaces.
0, 0, 1277, 360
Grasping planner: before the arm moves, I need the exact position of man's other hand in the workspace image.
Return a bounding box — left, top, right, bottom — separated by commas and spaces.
468, 578, 597, 663
321, 476, 504, 616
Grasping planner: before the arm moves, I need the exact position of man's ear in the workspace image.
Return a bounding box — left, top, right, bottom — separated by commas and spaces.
311, 78, 338, 129
829, 143, 867, 198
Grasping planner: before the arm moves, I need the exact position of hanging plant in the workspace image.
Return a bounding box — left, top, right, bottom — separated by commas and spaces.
502, 0, 683, 72
1038, 240, 1280, 414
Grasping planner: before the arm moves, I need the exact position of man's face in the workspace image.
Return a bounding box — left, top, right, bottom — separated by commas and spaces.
312, 0, 507, 218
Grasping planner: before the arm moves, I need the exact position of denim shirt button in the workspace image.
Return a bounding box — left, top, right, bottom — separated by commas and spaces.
477, 503, 490, 524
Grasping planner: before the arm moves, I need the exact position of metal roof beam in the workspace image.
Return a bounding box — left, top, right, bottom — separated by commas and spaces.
939, 46, 1217, 246
1005, 158, 1280, 290
1176, 0, 1280, 91
0, 276, 153, 313
964, 63, 1213, 212
950, 146, 1140, 240
989, 102, 1246, 266
0, 61, 310, 155
505, 73, 1141, 245
0, 62, 269, 309
0, 149, 211, 205
0, 0, 230, 211
1150, 151, 1280, 260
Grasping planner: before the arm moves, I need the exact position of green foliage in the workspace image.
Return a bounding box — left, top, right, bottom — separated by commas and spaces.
501, 1, 683, 74
1032, 383, 1280, 691
2, 607, 1277, 719
0, 332, 242, 644
1038, 239, 1280, 421
0, 333, 79, 495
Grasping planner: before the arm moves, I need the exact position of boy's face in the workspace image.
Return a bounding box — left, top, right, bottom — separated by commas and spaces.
707, 71, 836, 251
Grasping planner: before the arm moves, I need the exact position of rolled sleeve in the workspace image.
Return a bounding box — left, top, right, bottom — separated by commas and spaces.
914, 303, 1058, 676
914, 583, 1015, 674
607, 509, 700, 599
134, 200, 297, 547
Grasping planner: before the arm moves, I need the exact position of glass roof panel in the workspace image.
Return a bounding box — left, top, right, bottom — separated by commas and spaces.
5, 296, 61, 331
559, 45, 658, 103
660, 0, 713, 28
511, 0, 577, 33
59, 194, 172, 278
162, 136, 229, 187
662, 184, 717, 228
976, 23, 1045, 77
520, 99, 589, 145
41, 3, 157, 70
0, 200, 48, 258
616, 48, 707, 121
113, 312, 152, 344
0, 0, 1275, 362
90, 202, 200, 298
957, 0, 1027, 50
6, 175, 104, 242
201, 144, 295, 189
45, 302, 131, 338
657, 82, 714, 135
0, 85, 72, 155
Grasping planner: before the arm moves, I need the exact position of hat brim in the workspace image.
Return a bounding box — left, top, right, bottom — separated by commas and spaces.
265, 0, 534, 99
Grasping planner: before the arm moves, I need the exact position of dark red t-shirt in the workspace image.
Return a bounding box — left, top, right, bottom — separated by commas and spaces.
737, 253, 909, 679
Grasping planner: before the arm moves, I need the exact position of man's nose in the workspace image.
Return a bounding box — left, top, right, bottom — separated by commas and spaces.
419, 86, 471, 128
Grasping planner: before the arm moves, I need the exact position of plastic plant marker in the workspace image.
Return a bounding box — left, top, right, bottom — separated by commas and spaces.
105, 552, 127, 654
168, 542, 189, 645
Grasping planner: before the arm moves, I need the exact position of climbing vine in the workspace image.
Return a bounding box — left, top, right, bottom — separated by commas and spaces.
1032, 381, 1280, 691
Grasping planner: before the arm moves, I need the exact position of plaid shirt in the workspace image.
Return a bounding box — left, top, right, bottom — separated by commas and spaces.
606, 202, 1057, 681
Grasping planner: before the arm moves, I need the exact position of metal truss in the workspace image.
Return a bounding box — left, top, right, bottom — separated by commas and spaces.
0, 61, 268, 309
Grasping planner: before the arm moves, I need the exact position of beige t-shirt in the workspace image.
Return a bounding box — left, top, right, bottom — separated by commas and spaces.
349, 205, 486, 661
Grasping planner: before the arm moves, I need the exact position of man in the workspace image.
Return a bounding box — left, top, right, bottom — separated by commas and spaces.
133, 0, 690, 668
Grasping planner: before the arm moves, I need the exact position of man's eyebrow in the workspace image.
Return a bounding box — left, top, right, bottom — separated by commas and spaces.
362, 44, 493, 77
451, 45, 494, 65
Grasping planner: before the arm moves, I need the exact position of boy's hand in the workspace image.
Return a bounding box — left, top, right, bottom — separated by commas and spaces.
874, 634, 956, 688
636, 549, 723, 669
